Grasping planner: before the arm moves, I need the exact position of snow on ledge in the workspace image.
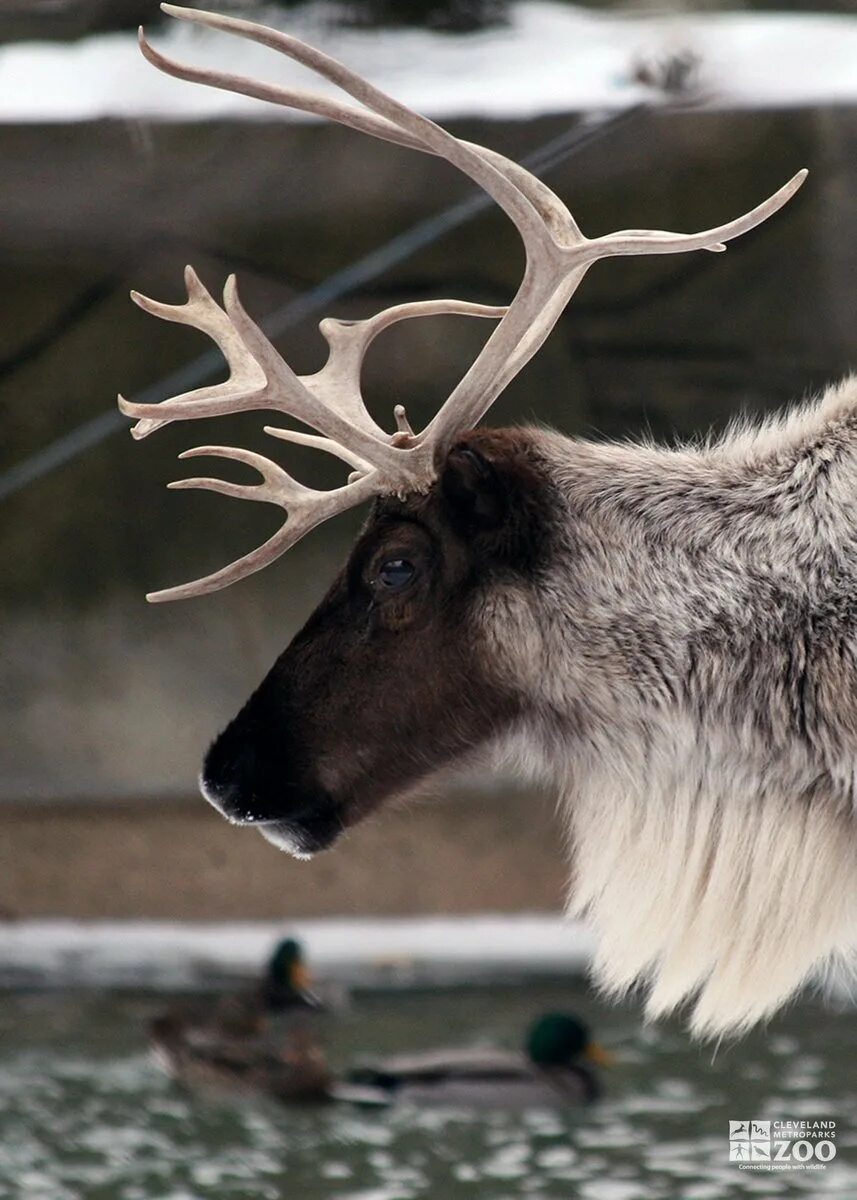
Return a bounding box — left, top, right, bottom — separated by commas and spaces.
0, 915, 595, 991
0, 5, 856, 124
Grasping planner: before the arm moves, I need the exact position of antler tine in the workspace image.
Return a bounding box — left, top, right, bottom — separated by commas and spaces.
151, 446, 380, 603
171, 444, 307, 504
586, 169, 808, 261
142, 13, 573, 241
151, 6, 576, 251
119, 266, 267, 439
418, 171, 808, 453
121, 272, 422, 482
263, 427, 373, 475
313, 299, 505, 438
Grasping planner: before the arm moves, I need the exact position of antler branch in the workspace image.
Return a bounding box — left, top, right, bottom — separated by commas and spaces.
419, 168, 806, 447
585, 170, 807, 260
150, 448, 380, 602
121, 266, 266, 438
148, 6, 580, 245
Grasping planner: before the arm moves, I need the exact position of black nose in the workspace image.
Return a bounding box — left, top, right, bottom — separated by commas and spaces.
201, 732, 271, 823
200, 707, 336, 836
201, 701, 296, 820
200, 723, 343, 857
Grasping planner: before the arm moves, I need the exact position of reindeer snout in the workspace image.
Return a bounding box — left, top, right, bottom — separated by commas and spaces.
201, 715, 297, 824
199, 710, 344, 856
200, 732, 268, 823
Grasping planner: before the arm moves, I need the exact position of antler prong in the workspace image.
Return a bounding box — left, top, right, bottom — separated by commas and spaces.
145, 522, 306, 605
311, 300, 505, 440
585, 169, 807, 262
263, 426, 373, 474
148, 463, 380, 604
168, 476, 262, 502
150, 6, 577, 250
175, 443, 311, 502
121, 271, 268, 440
394, 406, 414, 436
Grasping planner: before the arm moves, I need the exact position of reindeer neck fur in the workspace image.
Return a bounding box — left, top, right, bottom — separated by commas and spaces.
496, 376, 857, 1037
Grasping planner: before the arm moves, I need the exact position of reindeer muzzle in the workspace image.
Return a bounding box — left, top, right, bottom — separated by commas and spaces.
199, 715, 344, 857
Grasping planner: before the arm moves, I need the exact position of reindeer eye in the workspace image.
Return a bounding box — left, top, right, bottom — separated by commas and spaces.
376, 558, 416, 591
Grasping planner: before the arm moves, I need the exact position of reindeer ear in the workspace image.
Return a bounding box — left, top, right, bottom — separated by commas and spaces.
439, 431, 550, 569
440, 444, 508, 532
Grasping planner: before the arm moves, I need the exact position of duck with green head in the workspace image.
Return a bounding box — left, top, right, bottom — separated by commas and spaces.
148, 937, 331, 1099
149, 936, 321, 1064
346, 1013, 612, 1108
260, 937, 320, 1011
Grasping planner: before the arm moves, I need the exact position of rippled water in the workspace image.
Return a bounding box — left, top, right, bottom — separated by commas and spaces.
0, 980, 856, 1199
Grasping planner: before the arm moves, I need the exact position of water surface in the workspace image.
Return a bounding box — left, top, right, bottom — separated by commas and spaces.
1, 979, 856, 1198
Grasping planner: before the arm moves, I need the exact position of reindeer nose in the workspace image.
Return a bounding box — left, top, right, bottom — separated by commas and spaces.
200, 703, 332, 830
199, 717, 343, 857
200, 719, 286, 824
201, 737, 257, 822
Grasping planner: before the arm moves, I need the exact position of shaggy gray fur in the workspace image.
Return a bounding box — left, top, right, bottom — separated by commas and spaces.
486, 376, 857, 1035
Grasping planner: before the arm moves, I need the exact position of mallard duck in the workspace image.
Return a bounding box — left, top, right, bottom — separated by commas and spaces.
149, 1013, 333, 1103
258, 937, 322, 1012
150, 936, 322, 1049
147, 936, 337, 1100
346, 1013, 612, 1108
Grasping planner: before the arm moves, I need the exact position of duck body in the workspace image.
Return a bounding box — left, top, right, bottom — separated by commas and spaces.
346, 1014, 607, 1110
149, 991, 607, 1112
148, 936, 336, 1103
149, 1014, 333, 1104
348, 1046, 599, 1108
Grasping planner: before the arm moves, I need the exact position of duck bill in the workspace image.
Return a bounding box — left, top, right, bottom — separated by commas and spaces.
584, 1042, 615, 1067
291, 963, 312, 992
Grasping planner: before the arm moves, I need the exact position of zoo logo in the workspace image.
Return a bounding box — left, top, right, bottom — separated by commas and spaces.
728, 1120, 836, 1171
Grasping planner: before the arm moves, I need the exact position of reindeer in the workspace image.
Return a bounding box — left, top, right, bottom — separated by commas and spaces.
119, 6, 857, 1038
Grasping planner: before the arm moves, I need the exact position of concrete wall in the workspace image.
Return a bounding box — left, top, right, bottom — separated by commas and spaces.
0, 786, 566, 919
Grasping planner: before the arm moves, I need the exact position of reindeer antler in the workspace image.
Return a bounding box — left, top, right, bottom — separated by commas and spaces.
120, 4, 807, 601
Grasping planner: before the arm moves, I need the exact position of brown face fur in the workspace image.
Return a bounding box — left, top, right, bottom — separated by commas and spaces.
200, 428, 555, 857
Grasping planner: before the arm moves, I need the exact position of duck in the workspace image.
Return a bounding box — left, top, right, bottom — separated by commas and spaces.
148, 936, 347, 1101
148, 936, 322, 1048
257, 937, 323, 1013
345, 1013, 612, 1109
149, 1012, 333, 1104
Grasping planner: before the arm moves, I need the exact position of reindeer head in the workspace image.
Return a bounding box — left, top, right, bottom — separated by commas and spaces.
120, 4, 805, 856
198, 427, 560, 856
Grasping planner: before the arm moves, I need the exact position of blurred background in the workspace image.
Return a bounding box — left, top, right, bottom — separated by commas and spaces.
1, 1, 856, 1197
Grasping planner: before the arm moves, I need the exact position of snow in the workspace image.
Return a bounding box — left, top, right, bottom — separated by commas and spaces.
0, 914, 595, 990
0, 4, 855, 124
